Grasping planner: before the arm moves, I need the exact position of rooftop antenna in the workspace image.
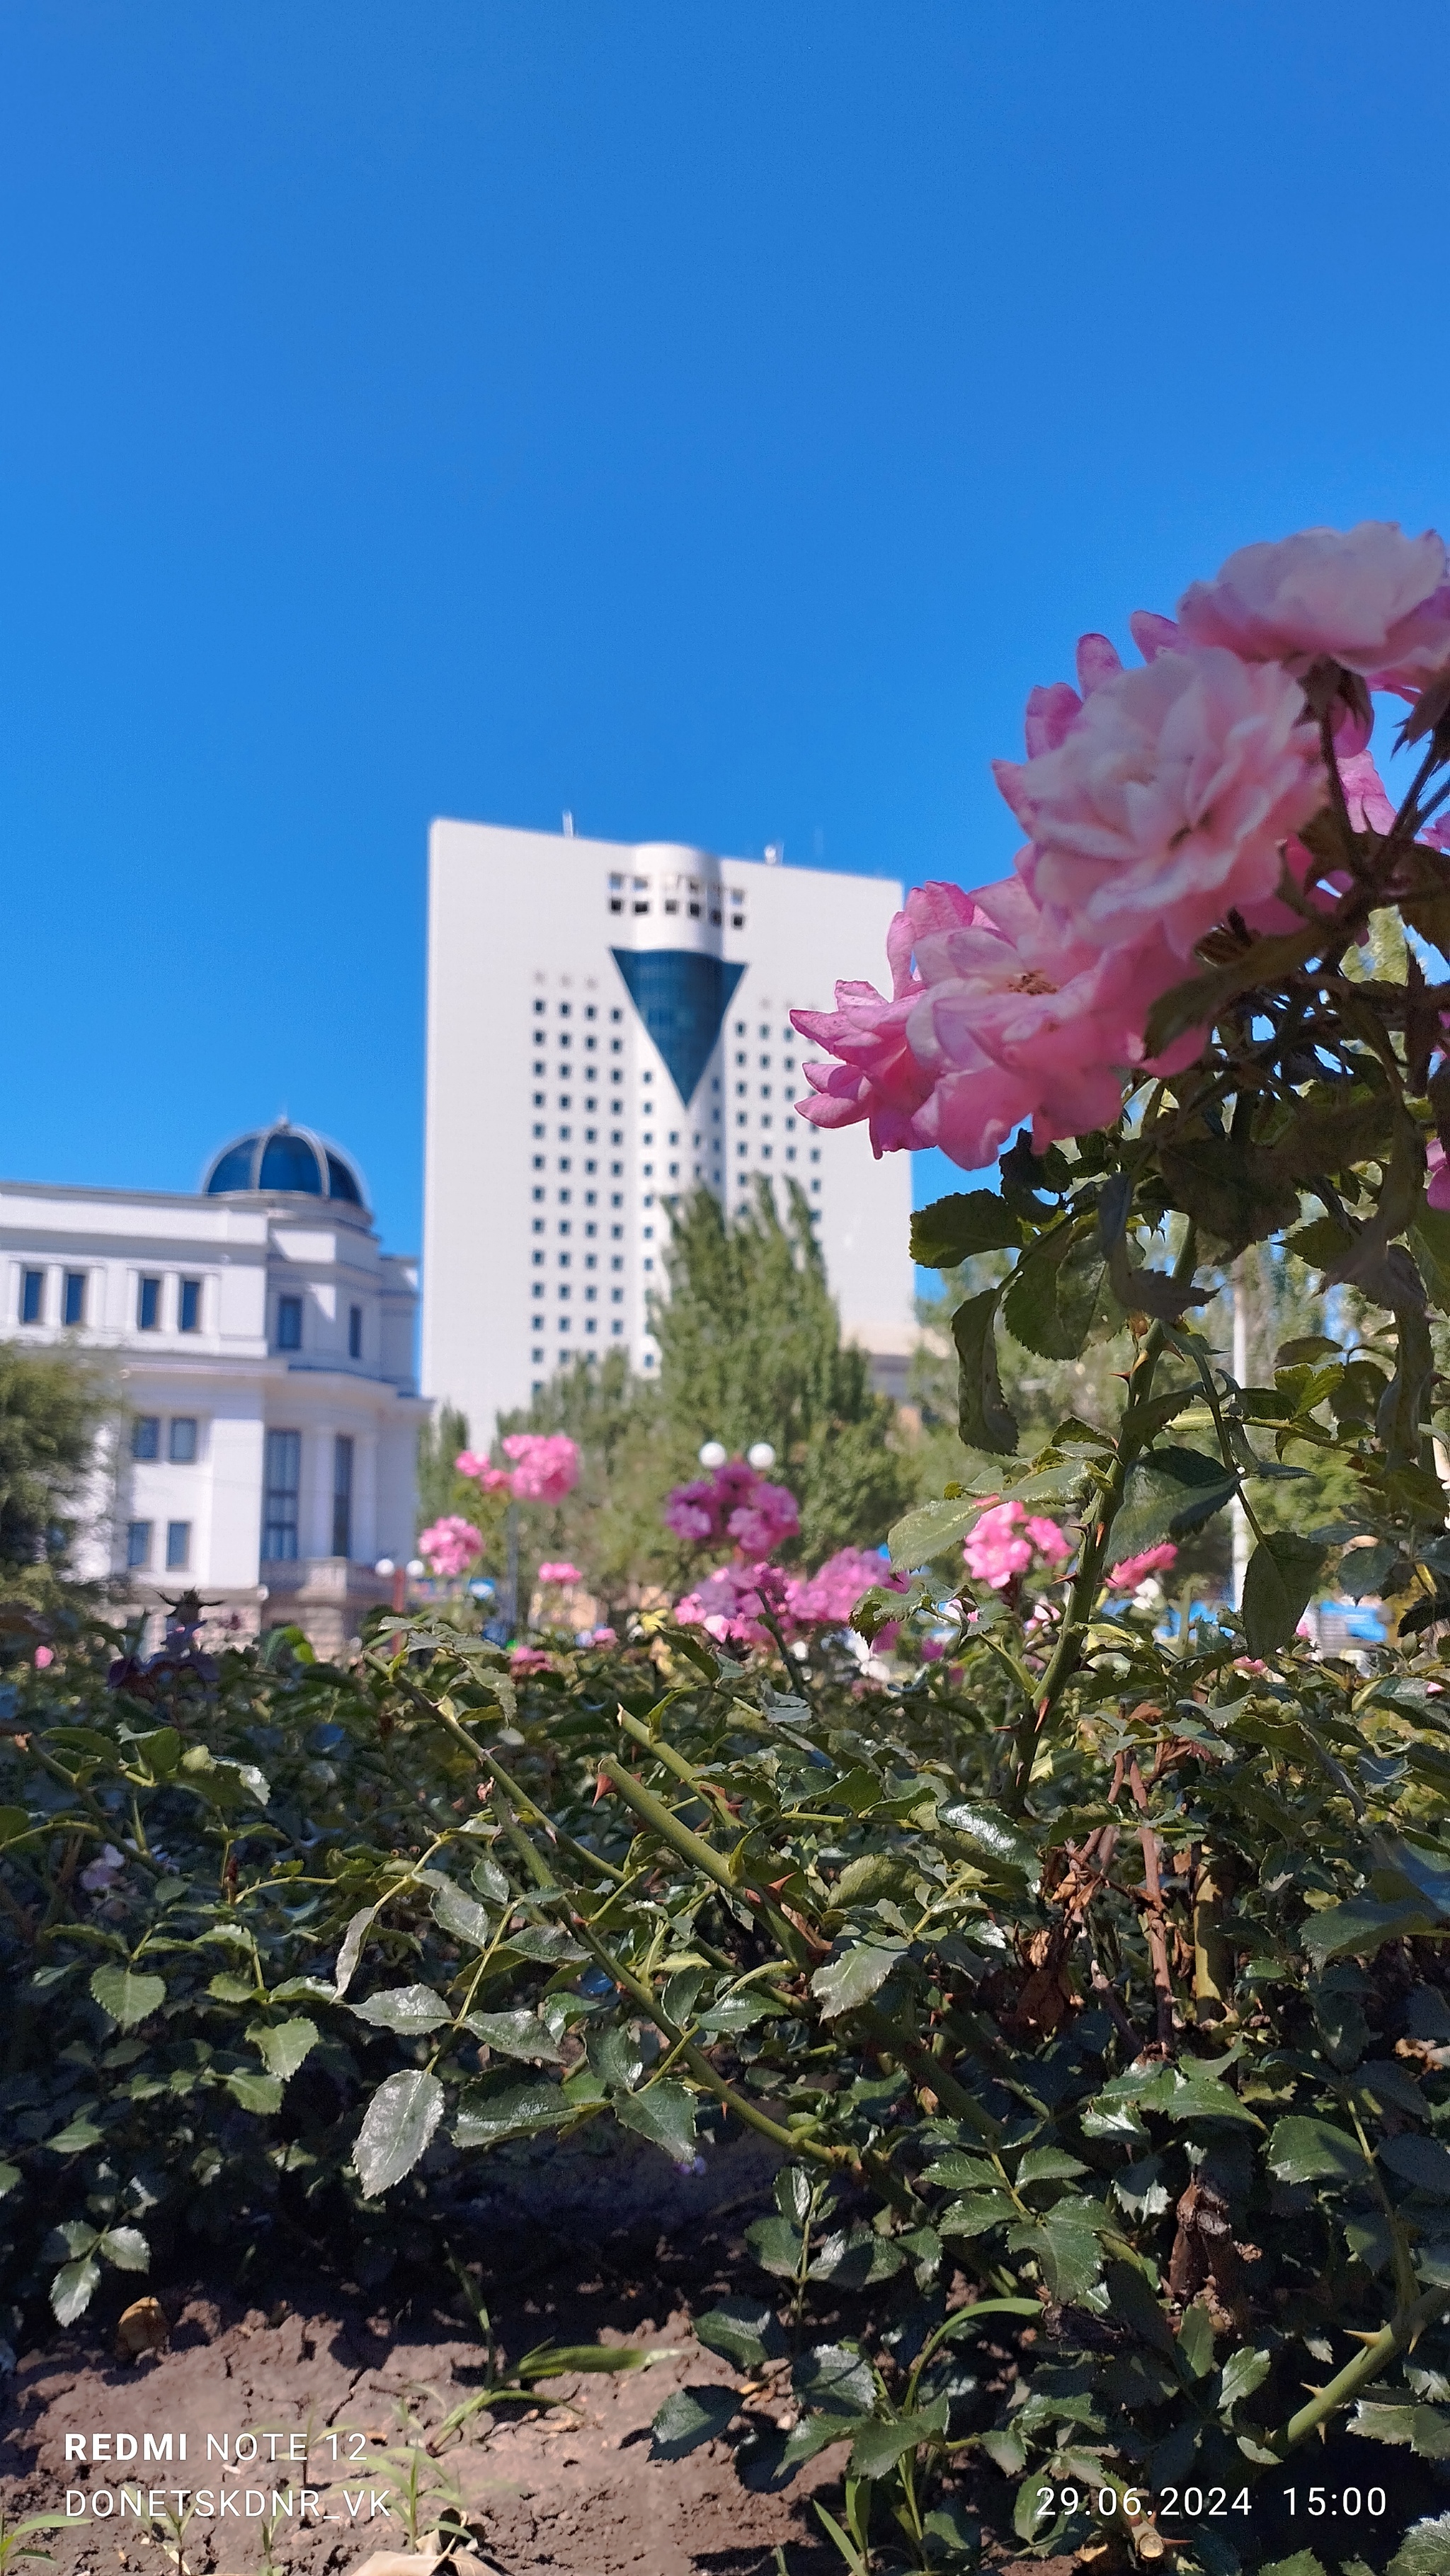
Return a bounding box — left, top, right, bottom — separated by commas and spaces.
562, 810, 575, 836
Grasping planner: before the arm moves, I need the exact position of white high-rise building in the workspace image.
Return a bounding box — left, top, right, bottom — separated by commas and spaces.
422, 820, 915, 1444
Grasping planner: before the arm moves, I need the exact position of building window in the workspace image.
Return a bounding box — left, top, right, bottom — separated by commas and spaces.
137, 1276, 161, 1331
262, 1429, 301, 1562
62, 1272, 86, 1327
179, 1278, 202, 1333
21, 1269, 43, 1324
169, 1417, 198, 1465
276, 1294, 302, 1351
127, 1521, 152, 1570
332, 1434, 353, 1558
165, 1521, 190, 1572
132, 1416, 161, 1461
348, 1303, 362, 1359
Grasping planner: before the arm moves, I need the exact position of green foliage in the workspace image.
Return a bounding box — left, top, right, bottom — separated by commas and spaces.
415, 1400, 474, 1534
652, 1181, 915, 1561
0, 1343, 110, 1578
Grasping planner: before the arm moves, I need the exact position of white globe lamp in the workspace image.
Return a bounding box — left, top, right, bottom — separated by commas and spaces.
746, 1441, 777, 1472
697, 1440, 728, 1470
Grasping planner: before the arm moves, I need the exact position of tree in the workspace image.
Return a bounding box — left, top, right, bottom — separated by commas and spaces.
0, 1343, 108, 1579
416, 1401, 472, 1537
651, 1179, 914, 1562
496, 1351, 670, 1622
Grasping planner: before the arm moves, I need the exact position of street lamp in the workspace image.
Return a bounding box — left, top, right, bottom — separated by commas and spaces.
746, 1441, 776, 1471
697, 1441, 727, 1470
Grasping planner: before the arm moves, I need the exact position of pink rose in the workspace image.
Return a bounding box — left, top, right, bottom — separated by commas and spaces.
787, 887, 974, 1156
964, 1499, 1073, 1591
1176, 521, 1450, 696
784, 1547, 907, 1627
510, 1645, 552, 1674
1107, 1541, 1178, 1588
417, 1515, 483, 1577
996, 643, 1325, 961
537, 1560, 582, 1584
501, 1433, 580, 1502
33, 1644, 55, 1669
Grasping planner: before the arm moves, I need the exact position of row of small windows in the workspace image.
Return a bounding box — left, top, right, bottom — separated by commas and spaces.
127, 1520, 191, 1572
261, 1429, 354, 1562
605, 873, 744, 928
18, 1269, 205, 1332
132, 1415, 200, 1464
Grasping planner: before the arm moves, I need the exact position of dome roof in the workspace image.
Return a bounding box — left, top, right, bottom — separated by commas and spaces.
202, 1121, 367, 1209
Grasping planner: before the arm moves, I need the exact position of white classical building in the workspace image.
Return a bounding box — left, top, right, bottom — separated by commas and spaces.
422, 820, 916, 1444
0, 1122, 423, 1650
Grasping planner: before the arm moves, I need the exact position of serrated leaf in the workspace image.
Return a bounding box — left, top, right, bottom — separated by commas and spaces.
1259, 2557, 1328, 2576
938, 2191, 1017, 2237
1014, 2146, 1088, 2189
452, 2079, 566, 2148
1390, 2514, 1450, 2575
354, 2068, 445, 2197
746, 2212, 805, 2278
350, 1983, 452, 2033
432, 1882, 494, 1948
1177, 2299, 1216, 2379
469, 1854, 510, 1905
45, 2116, 103, 2154
1381, 2134, 1450, 2198
849, 2398, 948, 2479
97, 2226, 150, 2272
1301, 1899, 1432, 1969
1109, 1447, 1238, 1562
649, 2384, 738, 2459
811, 1937, 908, 2019
910, 1190, 1022, 1269
1351, 2401, 1450, 2458
332, 1903, 378, 1998
246, 2016, 319, 2082
224, 2068, 284, 2112
612, 2080, 697, 2163
939, 1798, 1041, 1884
50, 2255, 101, 2325
464, 2008, 563, 2063
1217, 2345, 1271, 2414
886, 1496, 979, 1571
1243, 1531, 1329, 1658
89, 1965, 166, 2030
692, 2299, 782, 2371
952, 1288, 1018, 1457
920, 2153, 1000, 2191
0, 2160, 19, 2197
1267, 2116, 1366, 2185
206, 1971, 257, 2003
1003, 1224, 1106, 1361
794, 2342, 876, 2415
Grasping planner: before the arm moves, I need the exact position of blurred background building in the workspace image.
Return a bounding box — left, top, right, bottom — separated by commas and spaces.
422, 820, 916, 1443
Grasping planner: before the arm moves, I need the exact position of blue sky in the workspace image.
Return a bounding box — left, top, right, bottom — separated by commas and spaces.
4, 3, 1450, 1256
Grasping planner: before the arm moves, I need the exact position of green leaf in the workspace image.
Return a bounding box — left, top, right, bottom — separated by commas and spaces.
431, 1881, 494, 1948
886, 1496, 978, 1572
45, 2116, 103, 2154
470, 1853, 510, 1905
50, 2255, 101, 2325
1259, 2557, 1329, 2576
1390, 2514, 1450, 2575
332, 1901, 379, 1998
1013, 2146, 1088, 2189
692, 2300, 782, 2371
206, 1971, 256, 2003
779, 2412, 857, 2472
1381, 2134, 1450, 2198
354, 2067, 446, 2197
1008, 2204, 1109, 2301
0, 1805, 37, 1847
1242, 1532, 1329, 1658
1177, 2300, 1216, 2380
794, 2342, 876, 2415
938, 2191, 1017, 2237
613, 2080, 697, 2163
1267, 2116, 1366, 2186
350, 1983, 452, 2032
223, 2068, 284, 2113
952, 1287, 1018, 1457
1102, 2260, 1175, 2353
1003, 1224, 1106, 1362
464, 2008, 563, 2063
746, 2212, 805, 2278
939, 1798, 1041, 1884
1109, 1448, 1238, 1563
1217, 2346, 1272, 2415
910, 1190, 1022, 1269
920, 2152, 1000, 2192
452, 2078, 566, 2149
0, 2160, 19, 2197
1138, 2065, 1264, 2128
1301, 1899, 1432, 1969
97, 2226, 150, 2272
649, 2385, 738, 2460
246, 2016, 319, 2082
89, 1965, 166, 2030
515, 2340, 661, 2378
1351, 2402, 1450, 2459
811, 1937, 908, 2020
848, 2398, 949, 2480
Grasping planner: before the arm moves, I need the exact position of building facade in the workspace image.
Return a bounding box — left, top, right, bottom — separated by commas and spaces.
0, 1122, 423, 1651
422, 821, 915, 1443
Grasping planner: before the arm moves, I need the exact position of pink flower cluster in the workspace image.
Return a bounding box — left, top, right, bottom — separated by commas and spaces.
964, 1500, 1072, 1591
664, 1459, 801, 1556
537, 1559, 583, 1584
455, 1433, 581, 1504
1107, 1542, 1179, 1589
793, 522, 1450, 1172
418, 1515, 484, 1578
675, 1547, 908, 1649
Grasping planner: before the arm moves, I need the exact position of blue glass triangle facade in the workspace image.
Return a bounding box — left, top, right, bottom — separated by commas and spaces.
610, 949, 746, 1105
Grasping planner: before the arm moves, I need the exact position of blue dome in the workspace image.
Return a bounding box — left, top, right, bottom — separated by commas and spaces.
202, 1122, 367, 1208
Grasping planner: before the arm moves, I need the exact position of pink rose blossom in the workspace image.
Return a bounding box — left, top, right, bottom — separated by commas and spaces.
786, 886, 972, 1155
996, 643, 1325, 961
1176, 521, 1450, 696
457, 1450, 514, 1492
675, 1562, 778, 1647
588, 1625, 617, 1644
964, 1499, 1072, 1591
1429, 1139, 1450, 1213
418, 1515, 483, 1577
501, 1432, 581, 1501
794, 876, 1201, 1174
510, 1645, 552, 1674
784, 1547, 907, 1627
537, 1560, 582, 1584
664, 1461, 799, 1555
1107, 1541, 1179, 1588
33, 1644, 55, 1668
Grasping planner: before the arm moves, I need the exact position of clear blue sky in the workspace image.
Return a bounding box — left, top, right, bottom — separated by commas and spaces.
4, 2, 1449, 1256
